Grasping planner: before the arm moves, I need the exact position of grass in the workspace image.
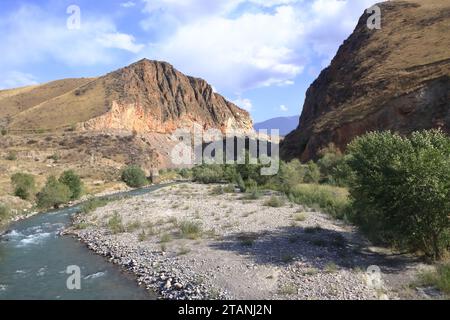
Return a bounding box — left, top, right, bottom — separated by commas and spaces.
210, 186, 225, 195
223, 184, 236, 193
107, 212, 125, 234
177, 246, 191, 256
293, 212, 307, 222
287, 184, 350, 219
264, 195, 285, 207
74, 222, 90, 230
241, 190, 262, 200
80, 198, 109, 214
324, 262, 339, 273
278, 283, 297, 295
126, 221, 141, 233
417, 263, 450, 295
138, 230, 148, 242
179, 220, 203, 239
160, 233, 173, 243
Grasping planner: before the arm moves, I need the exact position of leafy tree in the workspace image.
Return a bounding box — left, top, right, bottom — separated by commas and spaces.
346, 130, 450, 260
121, 165, 148, 188
303, 161, 321, 184
11, 172, 36, 200
59, 170, 83, 200
37, 176, 71, 209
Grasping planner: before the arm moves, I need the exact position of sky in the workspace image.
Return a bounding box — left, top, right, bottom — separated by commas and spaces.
0, 0, 380, 122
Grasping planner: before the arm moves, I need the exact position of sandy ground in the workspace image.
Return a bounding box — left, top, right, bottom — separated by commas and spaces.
68, 183, 437, 300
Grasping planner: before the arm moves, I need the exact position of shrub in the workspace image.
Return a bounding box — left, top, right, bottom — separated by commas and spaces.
59, 170, 83, 200
317, 143, 345, 184
236, 173, 246, 192
36, 176, 71, 209
346, 130, 450, 260
192, 165, 225, 184
179, 220, 203, 239
80, 198, 109, 214
288, 184, 350, 219
241, 190, 262, 200
108, 212, 125, 234
121, 165, 148, 188
418, 263, 450, 295
210, 186, 224, 195
277, 159, 305, 192
264, 195, 285, 208
11, 172, 36, 200
245, 179, 258, 193
179, 168, 192, 179
1, 128, 7, 136
223, 184, 236, 193
303, 161, 321, 184
6, 151, 17, 161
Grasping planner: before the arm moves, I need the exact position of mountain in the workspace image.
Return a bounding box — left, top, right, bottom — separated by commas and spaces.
281, 0, 450, 161
254, 116, 300, 136
1, 59, 253, 134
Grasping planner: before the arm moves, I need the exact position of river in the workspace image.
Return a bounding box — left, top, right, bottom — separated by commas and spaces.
0, 184, 169, 300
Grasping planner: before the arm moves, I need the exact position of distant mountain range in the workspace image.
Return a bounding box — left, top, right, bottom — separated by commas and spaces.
254, 116, 299, 136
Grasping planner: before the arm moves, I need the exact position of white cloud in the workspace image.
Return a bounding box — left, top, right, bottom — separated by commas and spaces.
233, 98, 253, 111
279, 105, 288, 112
0, 5, 144, 68
0, 71, 38, 90
121, 1, 136, 8
141, 0, 380, 94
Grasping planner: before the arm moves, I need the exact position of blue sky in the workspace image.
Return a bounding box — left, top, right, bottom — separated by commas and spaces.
0, 0, 379, 122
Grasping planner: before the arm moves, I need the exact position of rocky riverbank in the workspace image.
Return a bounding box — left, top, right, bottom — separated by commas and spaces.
66, 183, 433, 300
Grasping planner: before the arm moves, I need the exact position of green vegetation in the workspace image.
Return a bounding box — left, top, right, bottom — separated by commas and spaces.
179, 220, 203, 239
287, 184, 349, 219
11, 172, 36, 200
346, 130, 450, 260
80, 198, 109, 214
293, 212, 307, 222
264, 195, 285, 208
121, 165, 148, 188
417, 264, 450, 295
59, 170, 83, 200
36, 176, 71, 209
108, 212, 125, 234
160, 233, 172, 243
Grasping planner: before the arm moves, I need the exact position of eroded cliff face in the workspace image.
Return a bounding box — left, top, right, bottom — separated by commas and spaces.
79, 59, 253, 134
281, 0, 450, 161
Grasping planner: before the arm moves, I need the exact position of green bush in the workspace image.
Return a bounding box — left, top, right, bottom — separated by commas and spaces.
108, 212, 125, 234
1, 128, 7, 136
245, 179, 258, 193
288, 184, 350, 219
80, 198, 109, 214
179, 220, 203, 239
36, 176, 72, 209
236, 173, 246, 192
418, 263, 450, 295
179, 168, 193, 179
264, 195, 285, 208
192, 165, 225, 184
317, 143, 345, 184
303, 161, 321, 184
121, 165, 148, 188
11, 172, 36, 200
59, 170, 83, 200
346, 130, 450, 260
277, 159, 305, 191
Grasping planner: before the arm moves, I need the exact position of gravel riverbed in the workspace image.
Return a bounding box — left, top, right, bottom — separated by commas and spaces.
66, 183, 431, 300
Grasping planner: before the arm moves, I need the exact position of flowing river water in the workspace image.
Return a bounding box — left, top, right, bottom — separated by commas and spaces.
0, 184, 169, 300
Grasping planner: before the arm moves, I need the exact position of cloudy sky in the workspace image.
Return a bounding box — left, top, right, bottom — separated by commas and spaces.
0, 0, 380, 122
